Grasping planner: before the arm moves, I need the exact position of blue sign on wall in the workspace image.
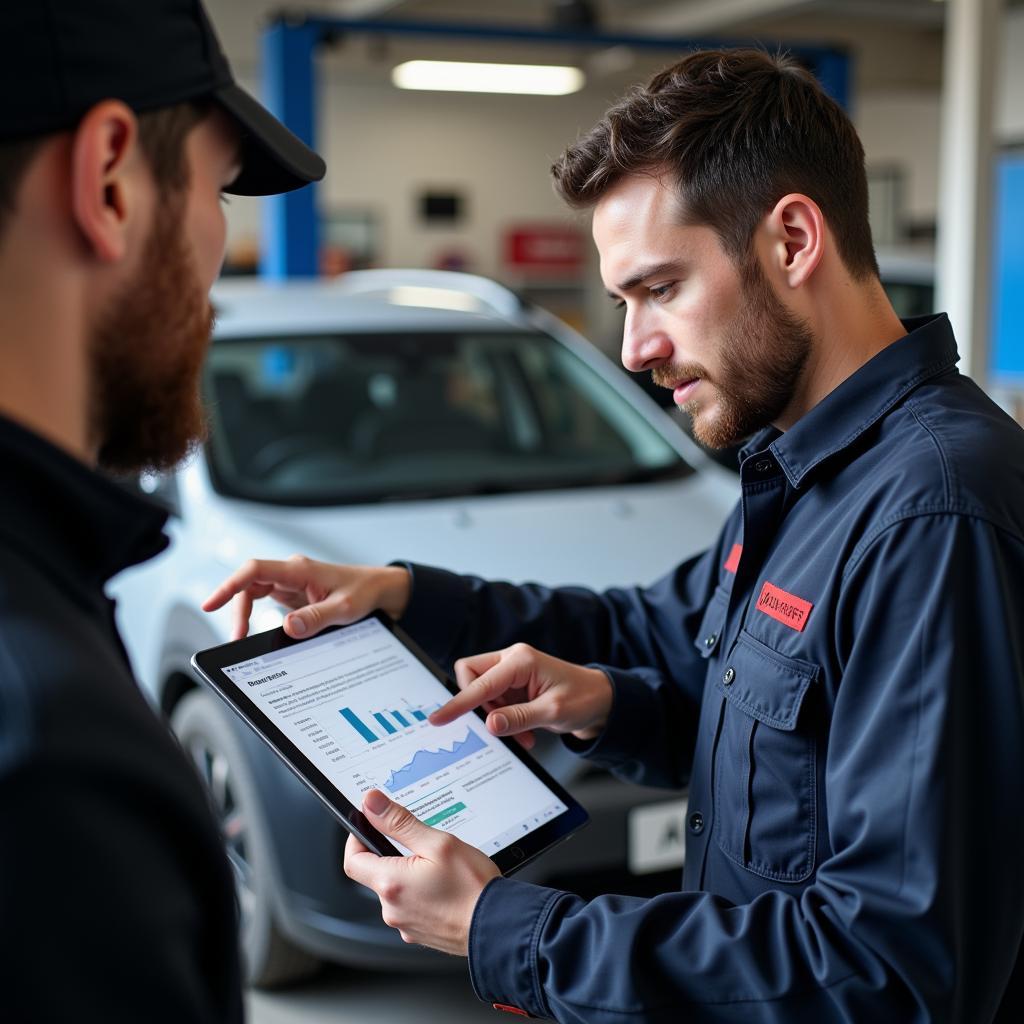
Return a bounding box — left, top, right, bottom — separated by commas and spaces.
991, 152, 1024, 386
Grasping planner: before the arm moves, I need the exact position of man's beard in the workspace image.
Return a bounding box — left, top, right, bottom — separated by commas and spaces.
652, 260, 814, 449
89, 194, 214, 475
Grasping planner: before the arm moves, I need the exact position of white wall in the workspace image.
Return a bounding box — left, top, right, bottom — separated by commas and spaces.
317, 78, 608, 278
856, 89, 943, 230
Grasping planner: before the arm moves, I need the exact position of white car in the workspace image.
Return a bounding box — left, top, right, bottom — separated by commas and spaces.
112, 269, 737, 986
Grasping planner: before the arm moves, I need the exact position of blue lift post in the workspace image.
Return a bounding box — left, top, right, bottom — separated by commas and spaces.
991, 152, 1024, 388
259, 15, 851, 280
261, 19, 321, 278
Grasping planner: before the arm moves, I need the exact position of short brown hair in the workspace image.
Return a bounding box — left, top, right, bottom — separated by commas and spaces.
552, 48, 878, 279
0, 99, 209, 240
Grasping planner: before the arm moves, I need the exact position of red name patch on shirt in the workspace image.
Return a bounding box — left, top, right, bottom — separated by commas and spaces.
723, 544, 742, 574
756, 582, 813, 631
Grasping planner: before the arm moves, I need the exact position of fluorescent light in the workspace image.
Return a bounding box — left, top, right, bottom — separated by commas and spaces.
392, 60, 585, 96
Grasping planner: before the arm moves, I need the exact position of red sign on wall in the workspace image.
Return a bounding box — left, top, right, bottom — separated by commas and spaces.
504, 225, 584, 273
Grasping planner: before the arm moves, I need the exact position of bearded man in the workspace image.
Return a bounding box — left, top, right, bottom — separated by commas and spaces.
0, 2, 323, 1020
208, 50, 1024, 1022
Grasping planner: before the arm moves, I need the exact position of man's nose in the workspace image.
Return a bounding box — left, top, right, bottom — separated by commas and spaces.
621, 311, 674, 373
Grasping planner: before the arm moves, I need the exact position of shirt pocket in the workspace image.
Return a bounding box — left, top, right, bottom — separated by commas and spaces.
693, 585, 730, 660
713, 629, 820, 883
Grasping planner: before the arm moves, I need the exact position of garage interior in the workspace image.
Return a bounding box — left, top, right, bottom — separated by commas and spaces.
193, 3, 1023, 1016
3, 1, 1021, 1022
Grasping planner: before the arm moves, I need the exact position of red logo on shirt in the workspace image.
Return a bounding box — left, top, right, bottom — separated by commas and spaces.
756, 582, 813, 631
723, 544, 742, 574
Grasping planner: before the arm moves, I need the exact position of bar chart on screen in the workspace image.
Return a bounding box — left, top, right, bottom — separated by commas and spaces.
338, 699, 438, 744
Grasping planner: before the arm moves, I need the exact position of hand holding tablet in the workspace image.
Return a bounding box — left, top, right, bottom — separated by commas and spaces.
191, 613, 588, 875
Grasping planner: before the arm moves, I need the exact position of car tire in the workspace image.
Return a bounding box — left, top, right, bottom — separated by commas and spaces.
171, 688, 321, 988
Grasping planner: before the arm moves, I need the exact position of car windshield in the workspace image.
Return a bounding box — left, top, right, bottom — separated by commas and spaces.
204, 330, 690, 505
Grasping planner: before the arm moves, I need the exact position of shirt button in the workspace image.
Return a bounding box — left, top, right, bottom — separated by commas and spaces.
704, 632, 718, 649
723, 666, 736, 685
688, 811, 705, 834
754, 458, 773, 472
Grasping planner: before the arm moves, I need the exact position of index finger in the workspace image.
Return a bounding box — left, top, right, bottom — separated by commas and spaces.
429, 659, 515, 727
202, 559, 306, 612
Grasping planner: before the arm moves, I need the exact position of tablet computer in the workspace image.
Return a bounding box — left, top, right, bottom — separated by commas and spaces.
190, 612, 588, 876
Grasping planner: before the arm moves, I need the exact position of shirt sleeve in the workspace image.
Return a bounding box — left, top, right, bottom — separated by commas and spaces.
394, 514, 736, 790
468, 512, 1024, 1022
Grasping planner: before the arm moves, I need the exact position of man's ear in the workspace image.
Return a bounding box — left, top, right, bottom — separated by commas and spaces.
69, 100, 142, 265
763, 193, 825, 289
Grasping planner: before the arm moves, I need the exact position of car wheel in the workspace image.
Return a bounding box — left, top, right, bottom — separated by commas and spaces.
171, 688, 320, 988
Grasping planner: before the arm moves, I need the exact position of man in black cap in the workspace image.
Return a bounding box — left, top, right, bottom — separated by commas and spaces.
0, 2, 324, 1019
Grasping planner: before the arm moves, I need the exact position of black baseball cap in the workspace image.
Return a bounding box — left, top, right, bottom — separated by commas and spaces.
1, 0, 325, 196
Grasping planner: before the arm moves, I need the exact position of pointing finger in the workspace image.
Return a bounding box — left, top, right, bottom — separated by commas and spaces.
453, 650, 502, 691
232, 590, 253, 641
202, 558, 306, 612
431, 659, 520, 726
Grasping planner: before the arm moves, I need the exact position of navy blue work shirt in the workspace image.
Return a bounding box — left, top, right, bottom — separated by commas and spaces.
399, 314, 1024, 1022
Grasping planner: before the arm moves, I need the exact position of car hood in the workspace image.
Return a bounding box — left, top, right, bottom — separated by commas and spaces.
200, 471, 737, 591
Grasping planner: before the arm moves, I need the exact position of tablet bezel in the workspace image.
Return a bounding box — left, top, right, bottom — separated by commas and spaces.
190, 612, 588, 876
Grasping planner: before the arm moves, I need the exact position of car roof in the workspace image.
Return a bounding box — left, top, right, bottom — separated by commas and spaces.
211, 274, 527, 339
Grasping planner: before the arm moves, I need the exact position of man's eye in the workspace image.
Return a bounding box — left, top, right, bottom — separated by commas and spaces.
612, 299, 626, 311
650, 284, 675, 302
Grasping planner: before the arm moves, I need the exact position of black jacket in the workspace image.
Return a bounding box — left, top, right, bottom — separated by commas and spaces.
0, 415, 243, 1023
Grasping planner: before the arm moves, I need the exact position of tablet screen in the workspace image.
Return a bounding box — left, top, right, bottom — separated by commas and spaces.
218, 617, 568, 857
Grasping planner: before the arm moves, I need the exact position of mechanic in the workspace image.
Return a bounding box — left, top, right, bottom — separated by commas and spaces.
205, 50, 1024, 1021
0, 2, 323, 1019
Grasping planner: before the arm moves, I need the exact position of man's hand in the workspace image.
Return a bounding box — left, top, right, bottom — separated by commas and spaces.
430, 643, 613, 751
201, 556, 412, 640
344, 790, 500, 956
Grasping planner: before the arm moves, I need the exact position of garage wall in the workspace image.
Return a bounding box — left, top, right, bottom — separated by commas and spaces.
856, 90, 942, 230
855, 4, 1023, 238
222, 71, 608, 280
221, 5, 1024, 274
228, 73, 953, 274
316, 77, 608, 279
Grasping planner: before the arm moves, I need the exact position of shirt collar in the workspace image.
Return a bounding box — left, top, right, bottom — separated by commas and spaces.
0, 413, 169, 597
739, 313, 960, 488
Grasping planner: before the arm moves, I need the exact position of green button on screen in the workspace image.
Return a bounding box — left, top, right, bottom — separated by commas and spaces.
424, 802, 467, 826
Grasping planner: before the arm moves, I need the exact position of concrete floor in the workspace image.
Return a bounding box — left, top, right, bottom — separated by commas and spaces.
247, 966, 508, 1024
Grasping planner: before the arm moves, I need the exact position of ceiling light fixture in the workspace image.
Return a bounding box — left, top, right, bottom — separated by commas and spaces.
391, 60, 585, 95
